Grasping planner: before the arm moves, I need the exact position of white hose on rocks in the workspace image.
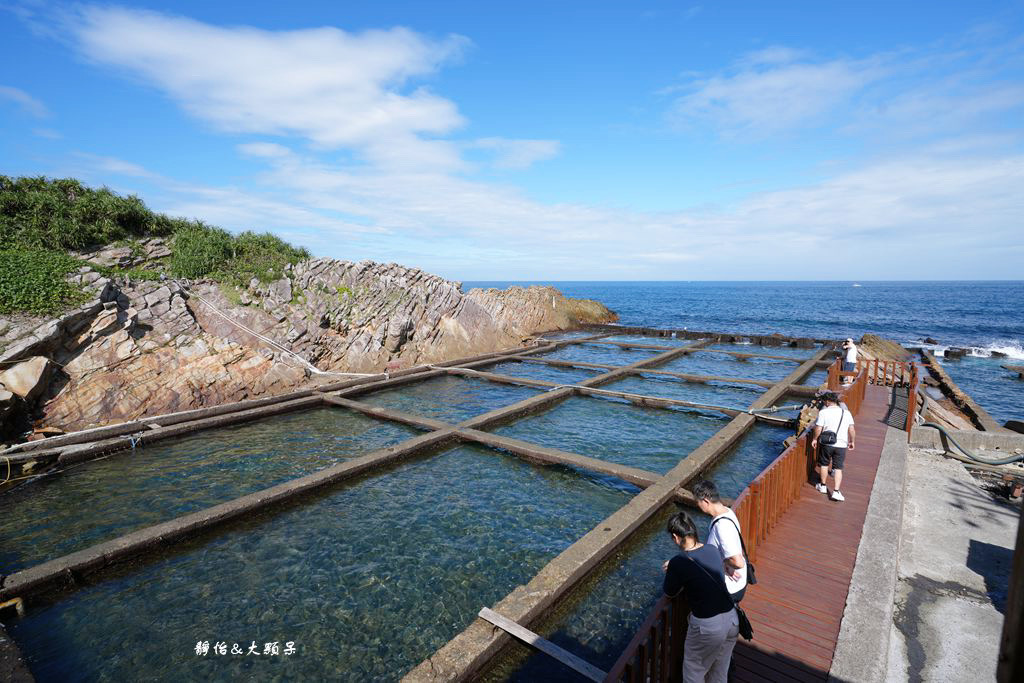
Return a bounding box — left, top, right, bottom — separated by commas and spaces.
174, 279, 375, 377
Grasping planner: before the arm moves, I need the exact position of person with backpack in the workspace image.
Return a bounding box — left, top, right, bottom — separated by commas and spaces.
692, 480, 750, 602
811, 391, 856, 501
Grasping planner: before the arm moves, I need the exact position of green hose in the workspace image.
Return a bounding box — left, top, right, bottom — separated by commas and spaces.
921, 422, 1024, 465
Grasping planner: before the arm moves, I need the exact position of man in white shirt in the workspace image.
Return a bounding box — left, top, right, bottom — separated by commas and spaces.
841, 338, 858, 385
811, 391, 856, 502
692, 480, 748, 602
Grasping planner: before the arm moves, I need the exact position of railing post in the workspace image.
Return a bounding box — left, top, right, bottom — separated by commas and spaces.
669, 596, 686, 683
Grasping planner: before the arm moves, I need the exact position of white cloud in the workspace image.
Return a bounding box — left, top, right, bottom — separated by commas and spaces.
667, 37, 1024, 143
471, 137, 561, 169
71, 6, 469, 168
0, 84, 50, 117
669, 53, 882, 136
237, 142, 293, 159
50, 7, 1024, 279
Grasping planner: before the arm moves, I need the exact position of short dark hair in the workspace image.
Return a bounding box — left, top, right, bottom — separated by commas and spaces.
667, 512, 699, 543
822, 391, 840, 404
691, 480, 720, 504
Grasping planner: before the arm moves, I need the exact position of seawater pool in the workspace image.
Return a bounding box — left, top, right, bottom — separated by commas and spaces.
538, 344, 661, 366
6, 443, 635, 682
491, 395, 728, 475
3, 333, 807, 682
0, 408, 419, 574
484, 423, 790, 681
359, 375, 542, 423
659, 351, 800, 383
484, 360, 603, 385
482, 506, 700, 682
706, 342, 817, 360
937, 356, 1024, 426
800, 367, 829, 387
603, 374, 766, 413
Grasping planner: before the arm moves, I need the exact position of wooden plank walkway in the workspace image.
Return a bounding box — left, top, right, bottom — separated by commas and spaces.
733, 383, 893, 681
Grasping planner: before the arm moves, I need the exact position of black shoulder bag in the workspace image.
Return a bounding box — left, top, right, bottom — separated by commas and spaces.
818, 407, 847, 446
709, 516, 757, 586
689, 555, 754, 641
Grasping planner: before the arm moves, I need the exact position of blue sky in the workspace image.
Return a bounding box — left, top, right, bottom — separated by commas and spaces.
2, 1, 1023, 280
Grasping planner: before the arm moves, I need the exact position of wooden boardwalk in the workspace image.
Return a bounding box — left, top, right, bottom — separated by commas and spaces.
732, 383, 893, 681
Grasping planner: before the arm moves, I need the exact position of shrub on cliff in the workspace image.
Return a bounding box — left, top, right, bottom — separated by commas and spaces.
0, 176, 312, 314
171, 225, 310, 284
0, 249, 90, 315
0, 175, 186, 249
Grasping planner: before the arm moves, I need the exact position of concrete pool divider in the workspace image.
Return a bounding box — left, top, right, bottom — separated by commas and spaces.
0, 335, 596, 472
0, 334, 617, 599
513, 355, 798, 389
582, 339, 809, 363
402, 348, 828, 681
919, 349, 1008, 432
0, 331, 815, 651
319, 394, 734, 507
577, 323, 830, 347
0, 427, 460, 602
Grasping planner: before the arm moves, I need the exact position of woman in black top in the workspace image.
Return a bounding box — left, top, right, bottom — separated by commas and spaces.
662, 512, 739, 683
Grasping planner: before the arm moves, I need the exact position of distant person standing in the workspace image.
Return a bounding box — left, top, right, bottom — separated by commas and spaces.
841, 338, 858, 385
692, 480, 748, 602
811, 391, 855, 502
662, 512, 739, 683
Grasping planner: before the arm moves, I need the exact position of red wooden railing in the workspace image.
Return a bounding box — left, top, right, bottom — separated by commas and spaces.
603, 593, 689, 683
605, 354, 923, 680
830, 357, 915, 390
605, 364, 878, 681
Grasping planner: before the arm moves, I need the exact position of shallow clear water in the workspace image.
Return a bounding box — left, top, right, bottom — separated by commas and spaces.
538, 343, 661, 367
483, 360, 603, 385
600, 334, 694, 347
7, 444, 634, 682
491, 395, 728, 476
483, 505, 708, 682
483, 423, 788, 681
800, 367, 830, 387
601, 374, 765, 414
707, 342, 817, 360
0, 408, 418, 574
658, 351, 800, 383
936, 356, 1024, 426
359, 375, 542, 423
703, 423, 791, 499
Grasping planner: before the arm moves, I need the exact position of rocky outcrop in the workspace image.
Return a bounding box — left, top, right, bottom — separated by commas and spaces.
0, 254, 615, 438
857, 334, 910, 362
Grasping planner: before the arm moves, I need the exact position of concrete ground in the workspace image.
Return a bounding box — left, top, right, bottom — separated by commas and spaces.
886, 448, 1020, 682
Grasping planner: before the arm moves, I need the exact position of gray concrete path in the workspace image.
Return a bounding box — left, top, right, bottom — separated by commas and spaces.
886, 448, 1019, 682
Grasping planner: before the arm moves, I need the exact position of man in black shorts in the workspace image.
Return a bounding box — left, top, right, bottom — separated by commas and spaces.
810, 391, 855, 502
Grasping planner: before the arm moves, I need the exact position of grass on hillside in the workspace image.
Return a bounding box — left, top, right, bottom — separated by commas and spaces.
0, 175, 311, 315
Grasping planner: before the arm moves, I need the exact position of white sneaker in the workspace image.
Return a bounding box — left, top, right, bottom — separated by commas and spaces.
830, 490, 845, 502
815, 483, 828, 494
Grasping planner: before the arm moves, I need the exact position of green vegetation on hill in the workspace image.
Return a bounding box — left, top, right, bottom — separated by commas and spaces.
0, 175, 311, 314
0, 249, 90, 315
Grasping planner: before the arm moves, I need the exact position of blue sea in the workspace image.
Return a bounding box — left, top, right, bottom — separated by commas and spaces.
465, 281, 1024, 426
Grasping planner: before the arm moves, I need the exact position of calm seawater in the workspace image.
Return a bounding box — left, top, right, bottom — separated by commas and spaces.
466, 281, 1024, 425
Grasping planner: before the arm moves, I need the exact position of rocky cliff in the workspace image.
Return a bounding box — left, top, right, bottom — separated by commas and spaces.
0, 240, 616, 439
